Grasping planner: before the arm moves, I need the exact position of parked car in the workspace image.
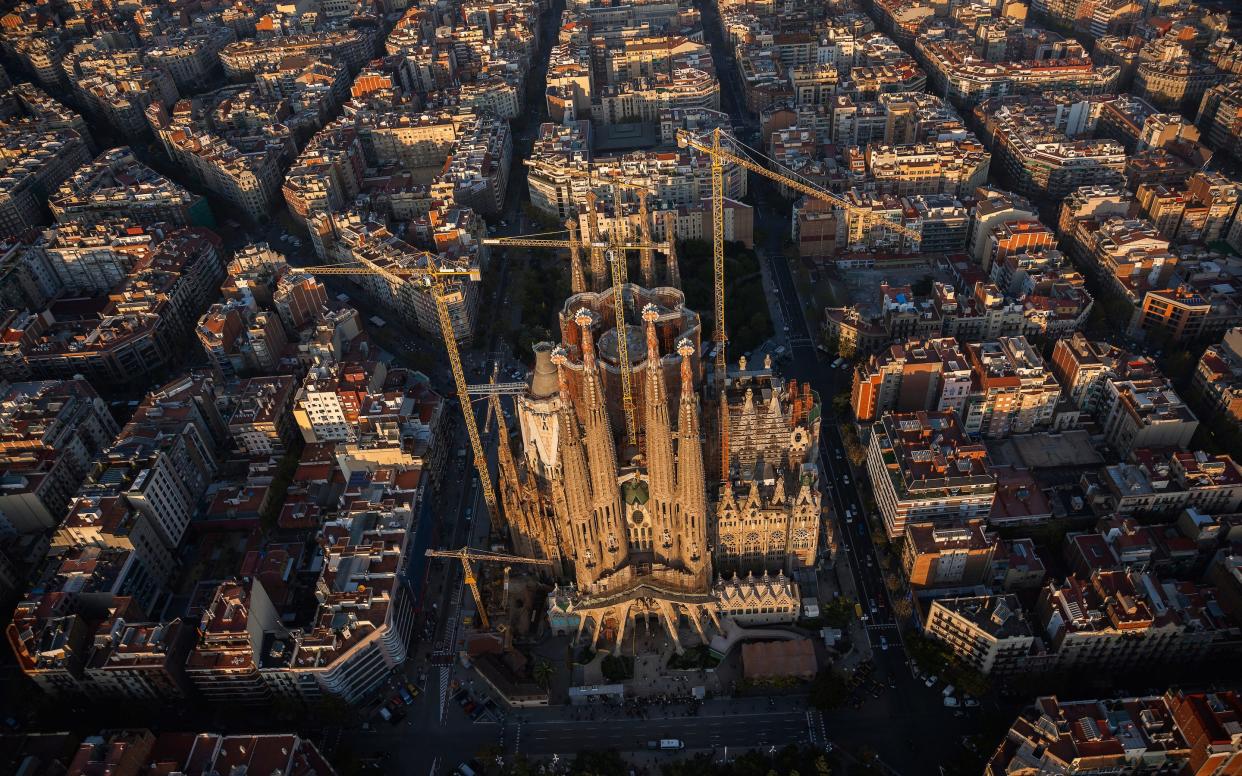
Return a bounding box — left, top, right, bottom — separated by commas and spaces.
943, 696, 960, 708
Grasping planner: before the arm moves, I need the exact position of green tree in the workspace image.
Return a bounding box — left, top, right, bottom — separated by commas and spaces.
892, 597, 913, 620
830, 390, 852, 418
568, 748, 627, 776
884, 573, 903, 594
532, 658, 554, 688
600, 654, 632, 682
950, 666, 991, 699
821, 329, 840, 353
809, 669, 849, 710
814, 755, 832, 776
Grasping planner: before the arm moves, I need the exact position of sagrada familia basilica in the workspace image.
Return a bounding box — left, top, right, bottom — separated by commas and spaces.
495, 247, 826, 654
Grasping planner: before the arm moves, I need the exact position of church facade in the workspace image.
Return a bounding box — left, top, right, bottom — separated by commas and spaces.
497, 278, 824, 654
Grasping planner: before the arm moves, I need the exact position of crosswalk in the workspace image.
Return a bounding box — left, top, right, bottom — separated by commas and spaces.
805, 710, 827, 749
438, 665, 450, 722
437, 570, 466, 724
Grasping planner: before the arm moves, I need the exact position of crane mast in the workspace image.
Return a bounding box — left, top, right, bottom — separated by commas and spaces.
425, 547, 554, 631
607, 244, 637, 448
301, 258, 500, 527
711, 129, 730, 480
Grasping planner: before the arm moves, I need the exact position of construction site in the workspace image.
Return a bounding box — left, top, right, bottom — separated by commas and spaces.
305, 129, 866, 660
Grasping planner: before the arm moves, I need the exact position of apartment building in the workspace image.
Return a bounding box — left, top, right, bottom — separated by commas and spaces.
292, 358, 388, 444
985, 692, 1241, 775
1138, 284, 1241, 344
274, 271, 330, 334
917, 37, 1119, 108
1193, 328, 1242, 425
1058, 184, 1133, 268
962, 336, 1061, 438
0, 127, 92, 237
51, 147, 211, 228
1050, 332, 1141, 415
0, 83, 93, 146
1101, 375, 1199, 457
851, 337, 970, 422
102, 376, 222, 552
81, 614, 194, 702
310, 210, 480, 342
228, 376, 298, 456
55, 488, 177, 615
1078, 217, 1179, 306
219, 31, 376, 80
1102, 449, 1242, 517
63, 47, 179, 139
147, 102, 284, 224
433, 114, 512, 215
283, 124, 367, 227
865, 139, 990, 199
526, 121, 592, 220
902, 520, 998, 589
977, 96, 1126, 200
1135, 38, 1223, 113
185, 580, 281, 704
980, 220, 1056, 276
866, 410, 997, 539
188, 504, 417, 705
907, 195, 970, 254
6, 550, 133, 696
967, 188, 1039, 269
924, 595, 1039, 676
1134, 170, 1242, 246
1097, 94, 1203, 155
1197, 80, 1242, 164
598, 68, 720, 125
57, 729, 336, 776
0, 378, 118, 535
1036, 569, 1220, 670
0, 230, 225, 385
145, 27, 237, 92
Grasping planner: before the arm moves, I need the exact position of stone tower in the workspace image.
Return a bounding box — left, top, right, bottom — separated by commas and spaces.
501, 280, 819, 653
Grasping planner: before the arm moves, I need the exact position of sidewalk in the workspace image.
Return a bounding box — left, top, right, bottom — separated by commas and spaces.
511, 694, 809, 725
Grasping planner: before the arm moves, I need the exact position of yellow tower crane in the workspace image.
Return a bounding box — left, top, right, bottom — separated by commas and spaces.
674, 127, 925, 478
487, 169, 660, 450
424, 547, 555, 631
482, 232, 656, 296
606, 241, 637, 448
300, 256, 501, 528
520, 160, 662, 292
674, 128, 924, 247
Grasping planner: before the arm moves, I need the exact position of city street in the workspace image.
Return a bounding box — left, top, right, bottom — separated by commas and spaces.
517, 710, 808, 754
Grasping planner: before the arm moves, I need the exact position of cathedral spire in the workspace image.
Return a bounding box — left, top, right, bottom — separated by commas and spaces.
551, 346, 603, 585
676, 338, 707, 579
643, 304, 676, 563
493, 392, 519, 525
576, 310, 625, 567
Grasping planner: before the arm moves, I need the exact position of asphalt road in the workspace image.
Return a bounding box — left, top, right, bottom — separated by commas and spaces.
519, 710, 809, 754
